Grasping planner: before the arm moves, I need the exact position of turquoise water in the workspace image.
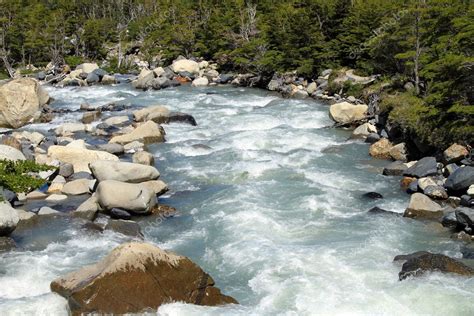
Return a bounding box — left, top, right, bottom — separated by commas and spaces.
0, 84, 472, 315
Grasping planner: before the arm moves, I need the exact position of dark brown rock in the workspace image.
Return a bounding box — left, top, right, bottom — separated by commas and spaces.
51, 242, 237, 315
395, 252, 474, 280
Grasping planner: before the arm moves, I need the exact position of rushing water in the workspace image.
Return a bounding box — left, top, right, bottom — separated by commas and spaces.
0, 84, 473, 315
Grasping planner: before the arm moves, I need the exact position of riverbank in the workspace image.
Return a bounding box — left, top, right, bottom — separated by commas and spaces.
0, 66, 473, 314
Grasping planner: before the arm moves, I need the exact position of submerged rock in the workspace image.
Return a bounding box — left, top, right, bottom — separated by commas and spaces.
105, 219, 142, 238
50, 242, 237, 314
394, 251, 474, 280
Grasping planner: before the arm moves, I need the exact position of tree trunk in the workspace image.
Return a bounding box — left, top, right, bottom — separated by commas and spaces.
1, 53, 15, 78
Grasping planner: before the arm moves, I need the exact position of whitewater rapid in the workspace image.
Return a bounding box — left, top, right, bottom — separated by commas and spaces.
0, 84, 473, 315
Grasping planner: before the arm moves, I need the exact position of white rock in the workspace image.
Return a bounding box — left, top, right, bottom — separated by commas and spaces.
191, 77, 209, 87
76, 63, 99, 74
109, 121, 164, 145
0, 202, 19, 236
96, 180, 156, 214
329, 102, 368, 124
104, 116, 130, 126
0, 144, 26, 161
61, 179, 93, 195
171, 59, 200, 75
90, 160, 159, 183
45, 194, 68, 202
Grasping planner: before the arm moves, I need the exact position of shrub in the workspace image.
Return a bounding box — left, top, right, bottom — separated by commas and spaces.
0, 160, 56, 193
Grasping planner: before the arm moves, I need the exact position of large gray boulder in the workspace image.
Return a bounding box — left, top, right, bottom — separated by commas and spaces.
403, 157, 439, 178
445, 166, 474, 193
90, 160, 160, 183
171, 59, 200, 75
50, 242, 237, 315
96, 180, 156, 214
132, 69, 155, 89
0, 202, 19, 236
0, 78, 50, 128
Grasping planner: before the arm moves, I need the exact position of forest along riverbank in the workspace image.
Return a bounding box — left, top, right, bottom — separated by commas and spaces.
0, 74, 473, 314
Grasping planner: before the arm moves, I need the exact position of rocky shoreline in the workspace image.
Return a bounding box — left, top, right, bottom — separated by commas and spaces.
0, 57, 473, 313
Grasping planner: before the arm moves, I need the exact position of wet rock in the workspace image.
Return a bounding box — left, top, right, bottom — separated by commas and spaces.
403, 157, 439, 178
383, 161, 407, 176
105, 219, 142, 238
37, 206, 60, 215
423, 185, 448, 200
191, 77, 209, 87
362, 192, 383, 200
133, 105, 170, 123
329, 102, 368, 124
109, 121, 165, 145
86, 72, 100, 84
400, 177, 416, 190
104, 115, 130, 126
365, 133, 381, 144
445, 166, 474, 194
132, 69, 155, 89
141, 180, 169, 196
50, 242, 237, 315
455, 207, 474, 234
0, 237, 16, 252
407, 180, 419, 194
367, 206, 400, 216
460, 195, 474, 207
395, 252, 474, 280
96, 180, 156, 214
90, 160, 159, 183
110, 208, 132, 220
132, 151, 154, 166
403, 193, 443, 219
168, 112, 197, 126
81, 111, 101, 124
369, 139, 393, 160
124, 141, 145, 153
441, 211, 459, 229
0, 202, 19, 236
443, 143, 468, 164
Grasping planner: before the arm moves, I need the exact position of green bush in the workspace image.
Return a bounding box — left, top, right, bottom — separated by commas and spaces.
65, 56, 86, 69
0, 160, 56, 193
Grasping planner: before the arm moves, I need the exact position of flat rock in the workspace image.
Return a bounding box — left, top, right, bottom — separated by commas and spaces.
50, 242, 237, 315
105, 219, 142, 238
109, 121, 165, 145
383, 161, 407, 176
61, 179, 93, 195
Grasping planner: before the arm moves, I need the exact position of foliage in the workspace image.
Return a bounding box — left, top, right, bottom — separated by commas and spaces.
0, 160, 55, 193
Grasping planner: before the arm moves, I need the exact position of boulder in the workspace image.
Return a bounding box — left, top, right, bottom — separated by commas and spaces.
81, 111, 101, 124
48, 141, 119, 173
104, 115, 130, 126
48, 175, 66, 193
365, 133, 380, 144
133, 69, 155, 89
141, 180, 168, 196
0, 78, 50, 128
191, 77, 209, 87
351, 123, 377, 139
61, 179, 93, 195
423, 185, 448, 200
133, 105, 170, 123
329, 102, 367, 124
369, 139, 393, 160
101, 74, 116, 85
96, 180, 156, 214
109, 121, 165, 145
445, 166, 474, 193
0, 202, 19, 236
96, 143, 124, 155
132, 151, 154, 165
395, 252, 474, 280
306, 82, 317, 94
55, 123, 89, 136
76, 63, 99, 74
455, 207, 474, 234
73, 195, 99, 221
50, 242, 237, 315
403, 157, 439, 178
12, 131, 44, 146
0, 144, 26, 161
171, 59, 200, 75
443, 143, 468, 164
86, 72, 100, 84
403, 193, 443, 219
389, 143, 407, 162
90, 160, 159, 183
105, 219, 142, 238
153, 67, 165, 77
110, 208, 132, 220
383, 161, 407, 176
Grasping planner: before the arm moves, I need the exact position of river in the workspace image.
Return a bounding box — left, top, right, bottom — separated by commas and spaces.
0, 83, 473, 315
